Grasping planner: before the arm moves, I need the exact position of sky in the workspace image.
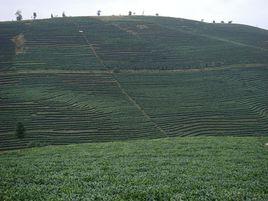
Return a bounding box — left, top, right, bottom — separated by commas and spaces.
0, 0, 267, 29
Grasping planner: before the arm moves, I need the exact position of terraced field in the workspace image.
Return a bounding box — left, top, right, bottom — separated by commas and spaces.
1, 16, 268, 71
0, 71, 165, 150
1, 66, 267, 150
0, 16, 268, 150
117, 67, 268, 136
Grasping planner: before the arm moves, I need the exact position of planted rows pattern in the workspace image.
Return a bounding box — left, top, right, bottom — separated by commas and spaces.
1, 16, 268, 71
117, 67, 268, 136
0, 72, 163, 150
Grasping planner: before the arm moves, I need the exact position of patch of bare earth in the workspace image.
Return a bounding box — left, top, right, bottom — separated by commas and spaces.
11, 34, 26, 55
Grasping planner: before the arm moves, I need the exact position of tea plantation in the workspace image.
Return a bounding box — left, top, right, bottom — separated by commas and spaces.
1, 16, 268, 71
0, 16, 268, 150
0, 137, 267, 200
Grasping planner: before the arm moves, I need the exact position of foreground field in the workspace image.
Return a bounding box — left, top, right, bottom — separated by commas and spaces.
0, 136, 267, 200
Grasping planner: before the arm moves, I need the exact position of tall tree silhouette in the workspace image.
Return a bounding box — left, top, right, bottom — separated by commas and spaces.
15, 10, 22, 21
33, 12, 37, 20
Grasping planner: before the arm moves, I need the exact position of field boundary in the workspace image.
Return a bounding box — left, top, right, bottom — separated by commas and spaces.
2, 64, 267, 75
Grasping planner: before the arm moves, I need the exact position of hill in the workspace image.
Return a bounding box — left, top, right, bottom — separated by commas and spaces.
0, 136, 267, 200
1, 16, 268, 71
0, 16, 268, 150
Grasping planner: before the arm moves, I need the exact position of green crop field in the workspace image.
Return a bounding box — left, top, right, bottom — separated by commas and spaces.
0, 137, 267, 200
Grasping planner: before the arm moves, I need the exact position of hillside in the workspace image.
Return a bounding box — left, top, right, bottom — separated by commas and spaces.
0, 16, 268, 150
1, 16, 268, 71
1, 136, 267, 200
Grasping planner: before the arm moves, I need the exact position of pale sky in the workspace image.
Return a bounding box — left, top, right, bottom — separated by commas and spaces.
0, 0, 267, 29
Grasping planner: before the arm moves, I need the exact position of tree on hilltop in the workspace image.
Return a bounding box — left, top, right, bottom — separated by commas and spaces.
15, 10, 22, 21
97, 10, 101, 16
62, 12, 66, 17
33, 12, 37, 20
129, 11, 132, 16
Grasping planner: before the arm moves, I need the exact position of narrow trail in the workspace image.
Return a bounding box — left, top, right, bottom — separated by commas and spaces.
3, 64, 267, 76
75, 23, 168, 137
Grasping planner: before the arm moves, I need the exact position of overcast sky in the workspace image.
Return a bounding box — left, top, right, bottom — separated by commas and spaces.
0, 0, 267, 29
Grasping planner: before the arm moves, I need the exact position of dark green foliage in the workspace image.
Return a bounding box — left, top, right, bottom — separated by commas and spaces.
0, 137, 267, 200
15, 122, 25, 139
113, 68, 120, 73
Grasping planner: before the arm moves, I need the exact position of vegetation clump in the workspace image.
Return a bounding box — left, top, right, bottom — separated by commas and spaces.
15, 10, 22, 21
15, 122, 25, 139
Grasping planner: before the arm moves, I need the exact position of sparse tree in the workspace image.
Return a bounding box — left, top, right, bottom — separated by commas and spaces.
33, 12, 37, 20
201, 19, 204, 22
156, 13, 159, 16
228, 21, 233, 24
62, 12, 66, 17
51, 14, 54, 18
128, 11, 132, 16
213, 20, 215, 23
221, 21, 225, 24
16, 122, 25, 139
15, 10, 22, 21
97, 10, 101, 16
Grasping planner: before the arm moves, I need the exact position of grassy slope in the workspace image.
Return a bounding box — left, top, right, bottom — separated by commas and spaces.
0, 136, 267, 200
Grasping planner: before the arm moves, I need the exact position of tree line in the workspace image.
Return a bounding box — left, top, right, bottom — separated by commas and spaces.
14, 10, 233, 24
14, 10, 163, 21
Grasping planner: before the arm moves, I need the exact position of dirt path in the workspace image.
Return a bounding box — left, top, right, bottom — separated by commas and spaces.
2, 64, 267, 76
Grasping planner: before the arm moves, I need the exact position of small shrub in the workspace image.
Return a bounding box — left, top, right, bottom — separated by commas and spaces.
16, 122, 25, 139
113, 68, 120, 73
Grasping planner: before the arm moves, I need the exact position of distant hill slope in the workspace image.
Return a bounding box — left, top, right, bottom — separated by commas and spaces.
0, 16, 268, 150
0, 16, 268, 71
